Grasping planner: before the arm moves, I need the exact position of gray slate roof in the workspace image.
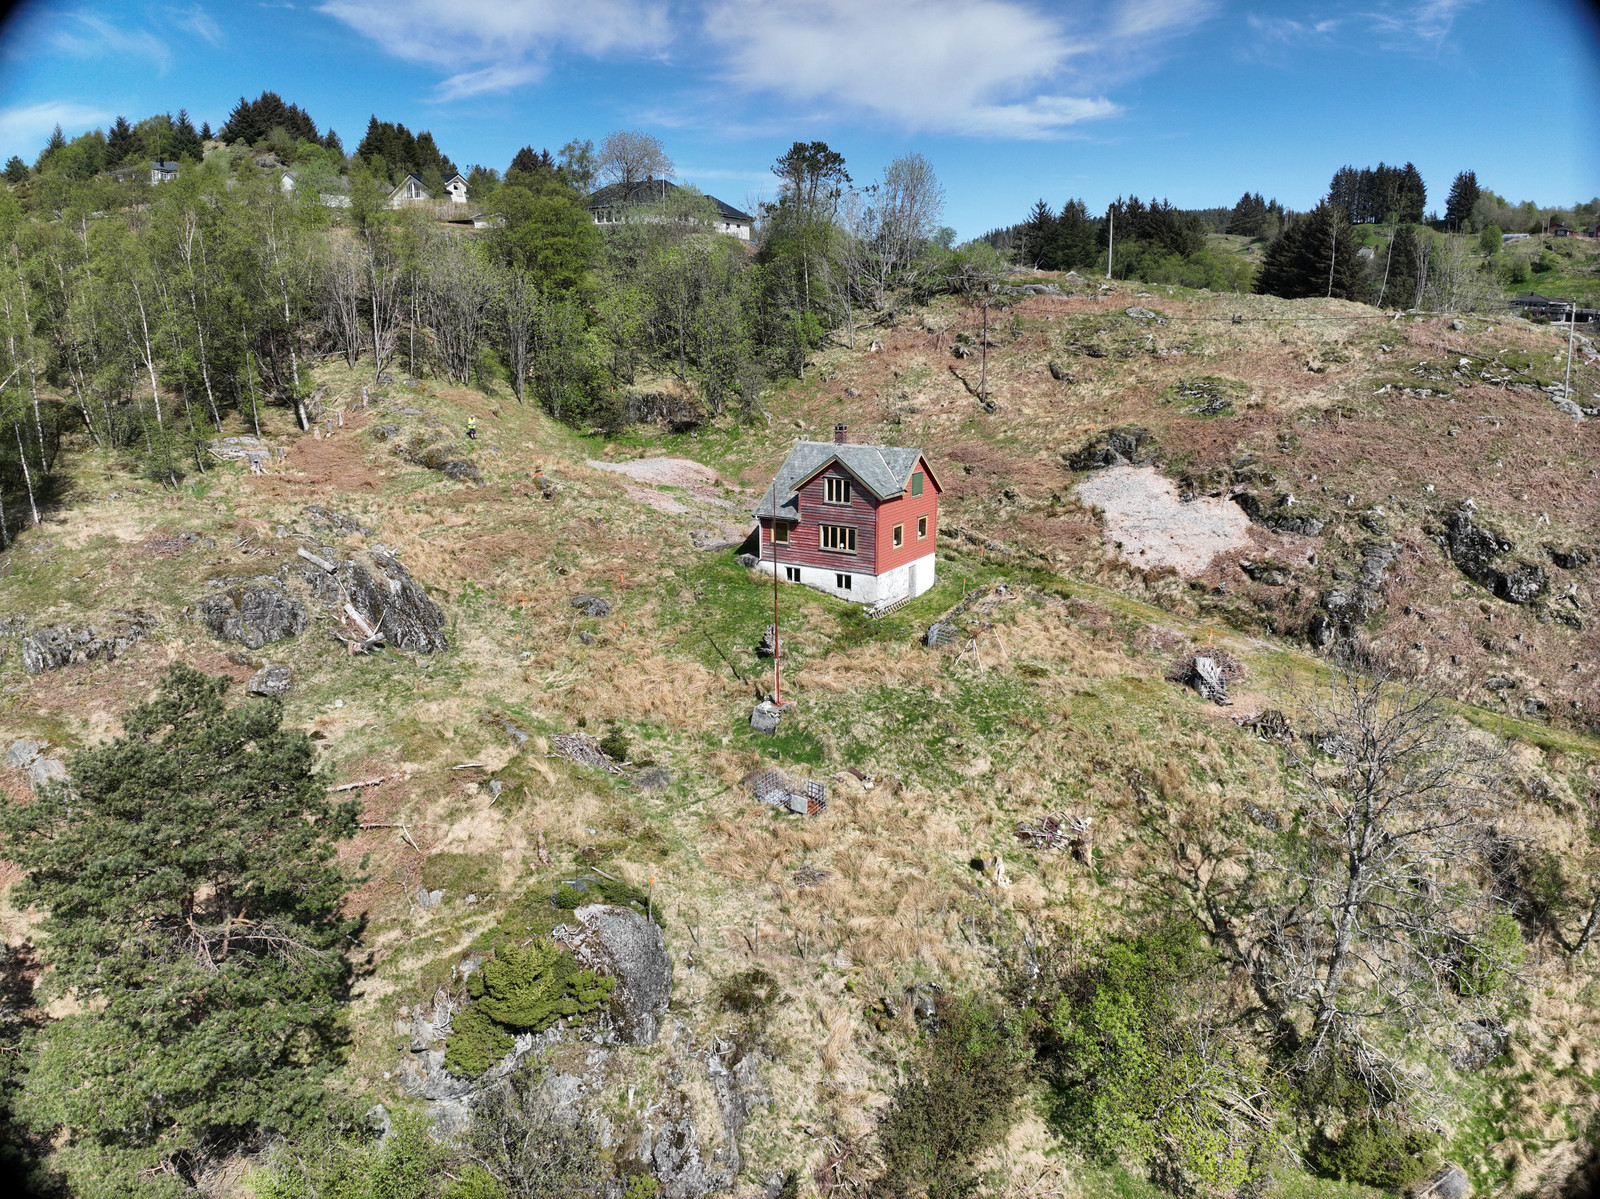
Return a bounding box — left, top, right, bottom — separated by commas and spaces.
753, 441, 926, 520
586, 178, 753, 224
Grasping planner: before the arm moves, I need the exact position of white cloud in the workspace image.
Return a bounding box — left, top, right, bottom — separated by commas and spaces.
703, 0, 1205, 138
1247, 1, 1476, 53
170, 5, 224, 46
49, 12, 172, 71
0, 102, 112, 157
318, 0, 673, 96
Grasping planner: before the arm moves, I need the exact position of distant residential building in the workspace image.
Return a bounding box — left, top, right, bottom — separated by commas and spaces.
1585, 225, 1599, 238
443, 172, 468, 204
150, 159, 180, 184
281, 169, 298, 193
1549, 224, 1576, 238
389, 174, 430, 206
586, 178, 753, 240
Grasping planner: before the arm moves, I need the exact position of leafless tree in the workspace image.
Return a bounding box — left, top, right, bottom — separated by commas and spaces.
861, 152, 945, 305
418, 235, 496, 386
498, 267, 538, 403
1255, 654, 1515, 1103
597, 129, 674, 191
1423, 234, 1500, 313
322, 241, 366, 370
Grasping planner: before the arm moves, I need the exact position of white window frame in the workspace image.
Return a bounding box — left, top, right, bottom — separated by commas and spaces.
835, 573, 852, 591
772, 522, 790, 545
917, 515, 928, 541
824, 476, 852, 505
892, 523, 904, 548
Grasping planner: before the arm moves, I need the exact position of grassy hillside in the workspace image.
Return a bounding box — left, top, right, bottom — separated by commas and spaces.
2, 278, 1598, 1197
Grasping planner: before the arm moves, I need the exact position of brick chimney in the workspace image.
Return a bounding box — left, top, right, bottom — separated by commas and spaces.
833, 422, 849, 444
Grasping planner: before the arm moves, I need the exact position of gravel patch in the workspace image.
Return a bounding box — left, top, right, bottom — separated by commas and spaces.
1076, 465, 1252, 577
587, 457, 720, 487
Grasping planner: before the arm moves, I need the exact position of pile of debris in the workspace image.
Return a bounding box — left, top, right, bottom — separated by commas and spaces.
1166, 649, 1246, 706
1232, 708, 1293, 743
747, 767, 826, 816
1014, 813, 1093, 861
550, 732, 625, 776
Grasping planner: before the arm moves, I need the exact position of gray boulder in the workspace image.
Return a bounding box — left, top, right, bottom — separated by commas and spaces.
199, 584, 308, 649
750, 701, 782, 735
1125, 306, 1157, 320
1449, 319, 1467, 332
735, 553, 759, 569
1416, 1165, 1471, 1199
339, 550, 448, 652
248, 664, 293, 697
564, 904, 671, 1046
209, 435, 271, 466
6, 739, 46, 769
570, 595, 612, 618
1064, 426, 1154, 471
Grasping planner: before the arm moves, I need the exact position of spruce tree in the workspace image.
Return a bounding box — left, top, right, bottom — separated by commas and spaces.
3, 156, 26, 183
1254, 202, 1368, 302
0, 664, 358, 1190
323, 128, 343, 155
199, 120, 212, 142
1381, 226, 1424, 309
1445, 170, 1480, 231
106, 116, 138, 165
173, 109, 203, 161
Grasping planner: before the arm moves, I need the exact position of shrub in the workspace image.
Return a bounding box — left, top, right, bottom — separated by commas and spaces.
1453, 912, 1525, 997
1307, 1118, 1441, 1188
461, 1060, 604, 1199
598, 724, 631, 762
1041, 921, 1276, 1196
874, 996, 1032, 1199
253, 1109, 454, 1199
716, 967, 778, 1015
445, 942, 613, 1076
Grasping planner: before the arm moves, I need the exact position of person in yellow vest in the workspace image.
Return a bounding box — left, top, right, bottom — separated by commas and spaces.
466, 415, 478, 440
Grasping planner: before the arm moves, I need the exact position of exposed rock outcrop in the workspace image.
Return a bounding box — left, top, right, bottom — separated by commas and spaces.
1064, 426, 1155, 471
248, 664, 293, 696
21, 611, 158, 674
558, 904, 672, 1046
1312, 540, 1397, 645
298, 548, 448, 652
198, 583, 308, 649
1435, 504, 1547, 605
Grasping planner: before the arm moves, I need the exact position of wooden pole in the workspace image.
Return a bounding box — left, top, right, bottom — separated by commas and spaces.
1564, 299, 1577, 401
979, 300, 989, 399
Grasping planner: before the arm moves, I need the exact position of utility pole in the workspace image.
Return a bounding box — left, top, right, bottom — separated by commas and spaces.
979, 300, 989, 400
1564, 297, 1578, 402
1326, 215, 1337, 298
1105, 208, 1114, 279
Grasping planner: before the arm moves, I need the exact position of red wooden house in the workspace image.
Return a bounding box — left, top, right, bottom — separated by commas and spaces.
752, 424, 942, 604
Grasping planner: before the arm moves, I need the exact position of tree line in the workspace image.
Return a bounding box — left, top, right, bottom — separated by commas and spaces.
0, 100, 995, 536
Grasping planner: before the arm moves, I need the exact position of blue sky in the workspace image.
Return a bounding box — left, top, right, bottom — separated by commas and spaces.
0, 0, 1596, 237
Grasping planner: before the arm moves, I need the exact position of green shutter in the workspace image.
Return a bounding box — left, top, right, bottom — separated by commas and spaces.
911, 471, 924, 496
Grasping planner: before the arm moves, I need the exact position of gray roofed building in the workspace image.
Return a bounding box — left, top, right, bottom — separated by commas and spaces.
753, 441, 927, 520
586, 178, 753, 240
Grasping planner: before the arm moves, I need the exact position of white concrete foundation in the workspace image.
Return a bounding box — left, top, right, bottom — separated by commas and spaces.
756, 553, 935, 605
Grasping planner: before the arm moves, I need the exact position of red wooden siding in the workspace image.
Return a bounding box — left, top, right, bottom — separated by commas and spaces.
872, 457, 939, 574
760, 466, 880, 571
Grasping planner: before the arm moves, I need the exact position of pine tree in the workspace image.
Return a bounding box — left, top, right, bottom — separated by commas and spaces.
199, 120, 212, 142
0, 664, 358, 1190
1023, 200, 1055, 266
1445, 171, 1480, 231
323, 128, 343, 155
3, 156, 26, 183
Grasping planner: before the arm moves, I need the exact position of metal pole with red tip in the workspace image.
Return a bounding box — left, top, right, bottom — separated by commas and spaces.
771, 512, 781, 703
